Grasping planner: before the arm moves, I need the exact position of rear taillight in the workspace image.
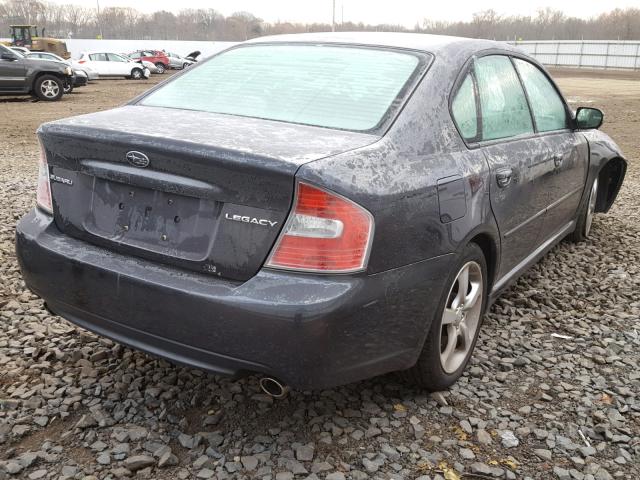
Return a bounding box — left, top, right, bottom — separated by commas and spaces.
36, 139, 53, 213
78, 59, 86, 64
266, 182, 374, 273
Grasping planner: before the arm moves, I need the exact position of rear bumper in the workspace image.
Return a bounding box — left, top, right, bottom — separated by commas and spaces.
16, 208, 453, 389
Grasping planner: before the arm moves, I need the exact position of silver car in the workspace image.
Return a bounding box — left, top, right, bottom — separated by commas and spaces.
25, 51, 100, 81
165, 51, 194, 70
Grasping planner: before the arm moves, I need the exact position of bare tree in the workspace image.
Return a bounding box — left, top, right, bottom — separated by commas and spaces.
0, 1, 638, 42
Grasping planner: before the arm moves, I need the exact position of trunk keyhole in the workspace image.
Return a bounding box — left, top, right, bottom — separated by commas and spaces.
118, 203, 124, 210
174, 216, 180, 223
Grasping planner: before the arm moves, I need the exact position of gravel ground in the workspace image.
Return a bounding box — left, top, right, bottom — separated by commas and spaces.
0, 71, 638, 480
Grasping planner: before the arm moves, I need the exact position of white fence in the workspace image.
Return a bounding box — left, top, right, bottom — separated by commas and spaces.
62, 39, 238, 59
510, 40, 640, 70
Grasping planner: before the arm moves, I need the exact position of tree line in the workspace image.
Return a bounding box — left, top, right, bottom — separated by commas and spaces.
1, 0, 639, 41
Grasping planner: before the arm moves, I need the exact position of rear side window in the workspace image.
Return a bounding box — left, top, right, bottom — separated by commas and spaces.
89, 53, 107, 61
451, 74, 478, 141
140, 44, 425, 132
475, 55, 533, 141
513, 59, 567, 132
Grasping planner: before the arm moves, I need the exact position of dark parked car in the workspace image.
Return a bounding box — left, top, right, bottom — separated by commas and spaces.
16, 33, 626, 393
0, 43, 73, 101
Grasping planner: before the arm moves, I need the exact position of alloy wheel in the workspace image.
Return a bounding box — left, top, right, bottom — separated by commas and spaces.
584, 177, 599, 237
440, 261, 483, 373
41, 79, 60, 98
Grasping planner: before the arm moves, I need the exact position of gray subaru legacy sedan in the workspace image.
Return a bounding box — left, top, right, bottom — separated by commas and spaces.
16, 33, 626, 392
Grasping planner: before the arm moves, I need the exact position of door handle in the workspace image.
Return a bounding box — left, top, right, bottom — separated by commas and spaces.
553, 155, 563, 168
496, 168, 512, 188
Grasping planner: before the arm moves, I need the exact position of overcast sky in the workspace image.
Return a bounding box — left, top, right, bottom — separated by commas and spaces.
59, 0, 638, 26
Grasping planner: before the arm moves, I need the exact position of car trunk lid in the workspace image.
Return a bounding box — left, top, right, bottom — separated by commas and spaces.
39, 105, 378, 281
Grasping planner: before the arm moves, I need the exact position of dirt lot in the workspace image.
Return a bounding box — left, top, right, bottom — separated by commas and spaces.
0, 70, 638, 480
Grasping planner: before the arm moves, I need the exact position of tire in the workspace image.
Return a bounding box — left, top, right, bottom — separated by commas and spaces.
403, 243, 488, 391
63, 81, 73, 94
155, 62, 166, 74
569, 176, 599, 242
131, 68, 143, 80
182, 62, 189, 69
34, 75, 64, 101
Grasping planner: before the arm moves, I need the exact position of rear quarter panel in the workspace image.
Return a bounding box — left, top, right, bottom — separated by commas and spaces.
297, 46, 499, 274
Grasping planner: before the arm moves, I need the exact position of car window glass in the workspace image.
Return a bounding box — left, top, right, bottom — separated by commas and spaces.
129, 52, 141, 59
451, 73, 478, 141
90, 53, 108, 61
141, 44, 423, 132
108, 53, 126, 62
475, 55, 533, 141
513, 59, 567, 132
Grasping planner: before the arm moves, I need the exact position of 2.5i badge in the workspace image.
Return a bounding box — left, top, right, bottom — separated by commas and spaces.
49, 173, 73, 186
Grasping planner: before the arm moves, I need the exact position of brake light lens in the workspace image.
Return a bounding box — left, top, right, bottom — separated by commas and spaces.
266, 182, 374, 273
78, 59, 86, 64
36, 139, 53, 213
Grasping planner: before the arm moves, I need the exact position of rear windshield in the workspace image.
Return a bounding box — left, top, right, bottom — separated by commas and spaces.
139, 44, 425, 132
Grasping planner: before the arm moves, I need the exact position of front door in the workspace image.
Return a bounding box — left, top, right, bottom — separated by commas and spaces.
107, 53, 131, 75
0, 48, 26, 91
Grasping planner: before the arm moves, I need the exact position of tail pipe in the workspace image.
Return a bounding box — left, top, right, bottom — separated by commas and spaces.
259, 377, 289, 399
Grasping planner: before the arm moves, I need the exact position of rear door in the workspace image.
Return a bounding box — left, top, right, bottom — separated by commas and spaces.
513, 58, 588, 239
472, 55, 550, 279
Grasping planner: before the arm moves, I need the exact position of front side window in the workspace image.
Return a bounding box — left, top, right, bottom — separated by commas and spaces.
140, 44, 425, 132
451, 73, 478, 141
514, 59, 567, 132
475, 55, 533, 141
107, 53, 127, 62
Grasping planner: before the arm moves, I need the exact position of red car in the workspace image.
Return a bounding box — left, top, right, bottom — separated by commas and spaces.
128, 50, 170, 74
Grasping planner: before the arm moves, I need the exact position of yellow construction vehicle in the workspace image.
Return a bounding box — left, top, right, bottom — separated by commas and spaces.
6, 25, 70, 59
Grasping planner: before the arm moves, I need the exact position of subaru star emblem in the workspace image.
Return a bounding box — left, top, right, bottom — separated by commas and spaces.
126, 151, 150, 168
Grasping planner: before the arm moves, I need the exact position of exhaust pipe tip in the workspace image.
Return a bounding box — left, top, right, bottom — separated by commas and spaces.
259, 377, 289, 399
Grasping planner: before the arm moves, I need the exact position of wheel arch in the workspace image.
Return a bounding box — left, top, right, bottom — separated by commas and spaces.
29, 70, 64, 93
595, 156, 626, 213
467, 231, 499, 294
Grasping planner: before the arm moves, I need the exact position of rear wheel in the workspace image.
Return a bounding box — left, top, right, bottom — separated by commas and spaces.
155, 62, 166, 74
403, 243, 487, 391
182, 62, 189, 69
63, 81, 73, 94
569, 176, 599, 242
131, 68, 143, 80
34, 75, 64, 101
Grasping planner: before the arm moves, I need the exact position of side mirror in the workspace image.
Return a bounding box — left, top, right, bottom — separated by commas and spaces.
575, 107, 603, 130
1, 52, 18, 61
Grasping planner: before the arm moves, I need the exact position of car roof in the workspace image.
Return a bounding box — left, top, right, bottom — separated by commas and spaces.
82, 51, 129, 55
245, 31, 517, 55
